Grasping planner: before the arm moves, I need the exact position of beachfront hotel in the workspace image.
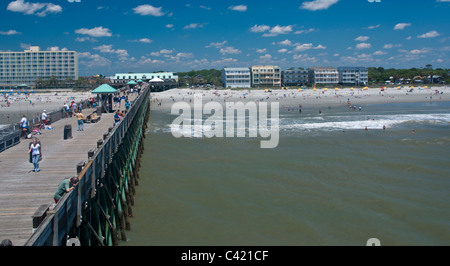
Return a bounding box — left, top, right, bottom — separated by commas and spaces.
338, 67, 368, 86
282, 69, 309, 86
112, 72, 179, 84
0, 46, 78, 88
308, 67, 339, 85
251, 65, 282, 87
221, 67, 251, 88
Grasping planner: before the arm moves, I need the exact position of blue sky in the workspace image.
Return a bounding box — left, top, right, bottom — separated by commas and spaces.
1, 0, 450, 76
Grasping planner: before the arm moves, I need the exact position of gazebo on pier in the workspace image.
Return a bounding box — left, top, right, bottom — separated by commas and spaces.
91, 84, 117, 113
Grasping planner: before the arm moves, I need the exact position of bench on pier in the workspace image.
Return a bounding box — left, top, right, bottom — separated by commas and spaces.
32, 204, 50, 233
84, 112, 101, 124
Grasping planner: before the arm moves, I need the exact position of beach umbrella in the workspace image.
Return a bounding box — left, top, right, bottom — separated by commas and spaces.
313, 88, 317, 91
335, 88, 339, 91
424, 86, 428, 89
324, 88, 327, 91
350, 87, 354, 90
363, 87, 368, 90
127, 80, 137, 85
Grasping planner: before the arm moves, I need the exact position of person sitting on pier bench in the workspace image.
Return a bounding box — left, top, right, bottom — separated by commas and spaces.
114, 110, 121, 126
54, 177, 79, 204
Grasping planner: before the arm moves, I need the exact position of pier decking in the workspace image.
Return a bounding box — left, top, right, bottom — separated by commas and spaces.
0, 97, 136, 246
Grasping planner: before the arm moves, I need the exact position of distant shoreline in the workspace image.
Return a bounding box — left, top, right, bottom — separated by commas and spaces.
149, 86, 450, 112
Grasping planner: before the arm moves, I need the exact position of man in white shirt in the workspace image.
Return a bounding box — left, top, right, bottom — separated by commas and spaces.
41, 110, 48, 125
18, 114, 29, 138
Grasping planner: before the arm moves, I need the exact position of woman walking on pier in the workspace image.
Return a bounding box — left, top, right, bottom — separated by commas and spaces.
28, 138, 42, 173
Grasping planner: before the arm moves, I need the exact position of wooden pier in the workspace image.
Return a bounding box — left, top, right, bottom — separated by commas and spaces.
0, 89, 148, 246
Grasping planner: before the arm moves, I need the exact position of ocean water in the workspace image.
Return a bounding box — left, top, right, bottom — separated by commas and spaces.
122, 101, 450, 246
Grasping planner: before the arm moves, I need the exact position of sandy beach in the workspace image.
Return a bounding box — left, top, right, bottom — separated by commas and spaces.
150, 86, 450, 112
2, 86, 449, 126
0, 91, 95, 126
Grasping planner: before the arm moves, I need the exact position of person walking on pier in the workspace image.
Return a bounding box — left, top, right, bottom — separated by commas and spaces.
28, 138, 42, 173
54, 177, 79, 204
41, 110, 48, 125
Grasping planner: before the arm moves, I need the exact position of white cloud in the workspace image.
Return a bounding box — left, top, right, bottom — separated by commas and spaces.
409, 48, 430, 54
367, 25, 381, 29
206, 41, 228, 48
220, 47, 241, 55
94, 44, 130, 61
75, 37, 98, 43
260, 54, 272, 60
75, 27, 112, 37
130, 38, 153, 43
300, 0, 339, 11
263, 25, 293, 37
294, 28, 316, 34
184, 23, 207, 30
133, 5, 165, 16
256, 48, 267, 53
7, 0, 62, 17
166, 24, 174, 29
168, 52, 194, 61
383, 44, 402, 49
138, 38, 153, 43
0, 30, 21, 35
229, 5, 247, 12
150, 49, 173, 57
139, 57, 166, 65
418, 30, 440, 38
394, 23, 411, 30
278, 49, 288, 53
295, 43, 326, 51
278, 39, 293, 46
250, 25, 271, 33
356, 43, 372, 49
78, 52, 111, 67
47, 46, 67, 51
373, 51, 387, 55
355, 36, 369, 42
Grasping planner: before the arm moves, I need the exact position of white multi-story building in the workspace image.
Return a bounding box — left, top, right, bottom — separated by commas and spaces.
112, 72, 179, 84
338, 67, 368, 86
0, 46, 78, 87
222, 67, 251, 88
251, 65, 281, 87
308, 67, 339, 85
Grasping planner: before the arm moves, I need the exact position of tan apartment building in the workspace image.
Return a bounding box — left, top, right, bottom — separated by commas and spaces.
251, 65, 281, 87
